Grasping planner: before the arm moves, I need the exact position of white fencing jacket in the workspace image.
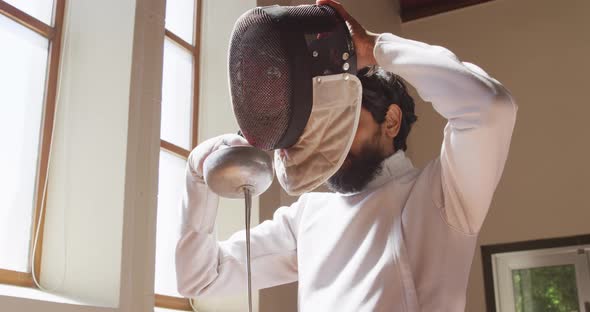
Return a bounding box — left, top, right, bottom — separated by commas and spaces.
176, 33, 517, 311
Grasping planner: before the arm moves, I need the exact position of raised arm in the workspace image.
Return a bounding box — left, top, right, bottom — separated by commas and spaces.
374, 34, 517, 233
318, 0, 517, 233
175, 134, 303, 297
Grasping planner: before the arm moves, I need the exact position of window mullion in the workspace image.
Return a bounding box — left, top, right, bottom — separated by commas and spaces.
191, 0, 202, 149
155, 294, 192, 311
161, 140, 190, 159
0, 268, 35, 287
165, 29, 194, 53
30, 0, 66, 282
0, 0, 54, 38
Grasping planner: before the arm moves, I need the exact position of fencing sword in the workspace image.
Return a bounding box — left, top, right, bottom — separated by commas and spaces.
203, 146, 274, 312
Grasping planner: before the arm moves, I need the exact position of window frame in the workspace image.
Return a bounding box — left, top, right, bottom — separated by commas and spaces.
155, 0, 203, 310
481, 234, 590, 312
0, 0, 66, 288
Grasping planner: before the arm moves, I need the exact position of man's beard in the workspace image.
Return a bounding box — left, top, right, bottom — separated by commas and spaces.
326, 141, 386, 194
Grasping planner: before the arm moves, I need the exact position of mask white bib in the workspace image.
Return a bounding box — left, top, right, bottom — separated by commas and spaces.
275, 73, 362, 195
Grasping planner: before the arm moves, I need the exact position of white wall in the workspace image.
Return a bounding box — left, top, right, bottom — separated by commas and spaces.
40, 0, 138, 307
194, 0, 259, 311
401, 0, 590, 310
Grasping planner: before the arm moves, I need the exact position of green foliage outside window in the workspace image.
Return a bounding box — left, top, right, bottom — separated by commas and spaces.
512, 265, 579, 312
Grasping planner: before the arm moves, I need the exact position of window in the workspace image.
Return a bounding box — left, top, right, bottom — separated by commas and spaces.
482, 235, 590, 312
0, 0, 65, 288
154, 0, 202, 310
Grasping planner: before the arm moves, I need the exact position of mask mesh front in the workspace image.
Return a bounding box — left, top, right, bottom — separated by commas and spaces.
288, 4, 331, 18
229, 5, 344, 150
229, 8, 292, 150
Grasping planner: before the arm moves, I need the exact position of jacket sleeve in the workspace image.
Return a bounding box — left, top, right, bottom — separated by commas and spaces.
374, 33, 517, 234
175, 157, 304, 298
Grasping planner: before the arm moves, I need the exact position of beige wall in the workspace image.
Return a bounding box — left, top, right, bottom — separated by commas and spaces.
401, 0, 590, 310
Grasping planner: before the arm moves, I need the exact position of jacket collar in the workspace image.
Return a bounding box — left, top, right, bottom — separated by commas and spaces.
365, 150, 415, 190
334, 150, 416, 196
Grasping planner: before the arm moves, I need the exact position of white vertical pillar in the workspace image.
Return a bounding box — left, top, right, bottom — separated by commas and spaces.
40, 0, 167, 310
118, 0, 165, 311
42, 0, 144, 307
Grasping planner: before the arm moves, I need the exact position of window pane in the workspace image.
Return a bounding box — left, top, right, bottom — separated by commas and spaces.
161, 38, 193, 149
155, 150, 187, 297
512, 264, 580, 312
165, 0, 195, 44
0, 15, 49, 272
4, 0, 55, 26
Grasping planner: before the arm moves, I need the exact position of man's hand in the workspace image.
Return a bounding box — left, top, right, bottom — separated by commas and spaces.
188, 133, 250, 179
317, 0, 379, 70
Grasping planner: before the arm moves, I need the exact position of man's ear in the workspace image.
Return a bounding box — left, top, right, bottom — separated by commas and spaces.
383, 104, 402, 139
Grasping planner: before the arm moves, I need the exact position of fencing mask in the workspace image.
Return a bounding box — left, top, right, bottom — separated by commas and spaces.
229, 4, 362, 196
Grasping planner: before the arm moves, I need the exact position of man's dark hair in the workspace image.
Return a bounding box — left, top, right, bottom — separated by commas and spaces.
357, 66, 418, 151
